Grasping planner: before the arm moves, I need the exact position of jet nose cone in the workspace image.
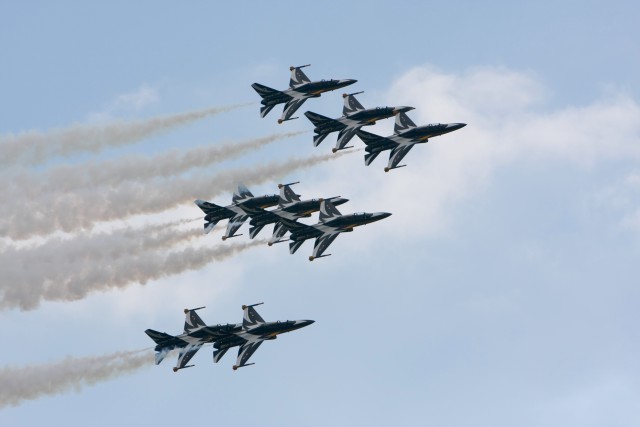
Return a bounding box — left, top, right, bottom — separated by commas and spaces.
333, 197, 349, 206
448, 123, 467, 131
372, 212, 392, 221
340, 79, 357, 86
394, 106, 415, 113
297, 320, 315, 328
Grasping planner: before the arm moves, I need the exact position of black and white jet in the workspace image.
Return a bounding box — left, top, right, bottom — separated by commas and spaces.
194, 185, 278, 240
280, 199, 391, 261
357, 112, 467, 172
304, 92, 414, 152
145, 303, 314, 372
252, 64, 357, 124
247, 182, 349, 245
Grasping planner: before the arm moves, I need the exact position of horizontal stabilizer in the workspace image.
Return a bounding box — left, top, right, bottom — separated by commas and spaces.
364, 151, 381, 166
203, 221, 218, 234
356, 130, 395, 148
194, 199, 223, 214
304, 111, 338, 128
145, 329, 177, 346
155, 348, 171, 365
249, 224, 265, 239
145, 329, 185, 355
289, 240, 305, 254
213, 347, 229, 364
313, 133, 329, 147
260, 104, 275, 118
251, 83, 283, 99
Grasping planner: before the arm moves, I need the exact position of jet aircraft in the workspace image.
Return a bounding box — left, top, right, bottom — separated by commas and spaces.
357, 112, 467, 172
304, 92, 414, 152
279, 199, 391, 261
252, 64, 357, 124
194, 185, 278, 240
145, 303, 314, 371
247, 182, 349, 244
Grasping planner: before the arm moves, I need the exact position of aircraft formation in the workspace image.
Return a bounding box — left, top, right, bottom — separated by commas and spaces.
195, 182, 389, 261
253, 64, 467, 171
146, 303, 313, 371
148, 64, 467, 372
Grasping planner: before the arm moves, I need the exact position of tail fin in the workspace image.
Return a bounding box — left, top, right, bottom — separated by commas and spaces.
364, 151, 381, 166
183, 307, 207, 333
289, 64, 311, 88
232, 184, 254, 204
319, 199, 342, 223
394, 112, 417, 134
342, 91, 365, 115
278, 183, 301, 207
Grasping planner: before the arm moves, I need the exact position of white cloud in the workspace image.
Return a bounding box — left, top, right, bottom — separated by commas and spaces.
302, 65, 640, 245
86, 84, 160, 123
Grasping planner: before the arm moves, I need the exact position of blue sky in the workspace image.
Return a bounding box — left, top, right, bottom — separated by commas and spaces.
1, 1, 639, 426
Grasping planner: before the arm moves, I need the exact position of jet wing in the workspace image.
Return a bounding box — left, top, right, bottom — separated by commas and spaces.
233, 340, 264, 370
174, 343, 203, 371
312, 233, 339, 259
387, 144, 415, 170
356, 130, 398, 151
281, 98, 307, 122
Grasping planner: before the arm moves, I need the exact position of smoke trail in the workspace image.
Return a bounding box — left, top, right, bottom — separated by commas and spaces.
0, 131, 304, 201
0, 237, 265, 311
0, 349, 153, 409
0, 220, 201, 310
0, 151, 353, 240
0, 103, 247, 166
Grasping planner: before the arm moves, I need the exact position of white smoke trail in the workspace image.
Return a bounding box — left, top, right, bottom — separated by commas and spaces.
0, 349, 153, 409
0, 151, 353, 240
0, 103, 247, 166
0, 131, 304, 201
0, 237, 266, 311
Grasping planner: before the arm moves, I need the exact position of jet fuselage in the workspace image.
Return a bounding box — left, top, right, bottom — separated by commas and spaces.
249, 197, 349, 227
290, 212, 391, 241
157, 320, 314, 353
365, 123, 467, 153
290, 79, 356, 98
